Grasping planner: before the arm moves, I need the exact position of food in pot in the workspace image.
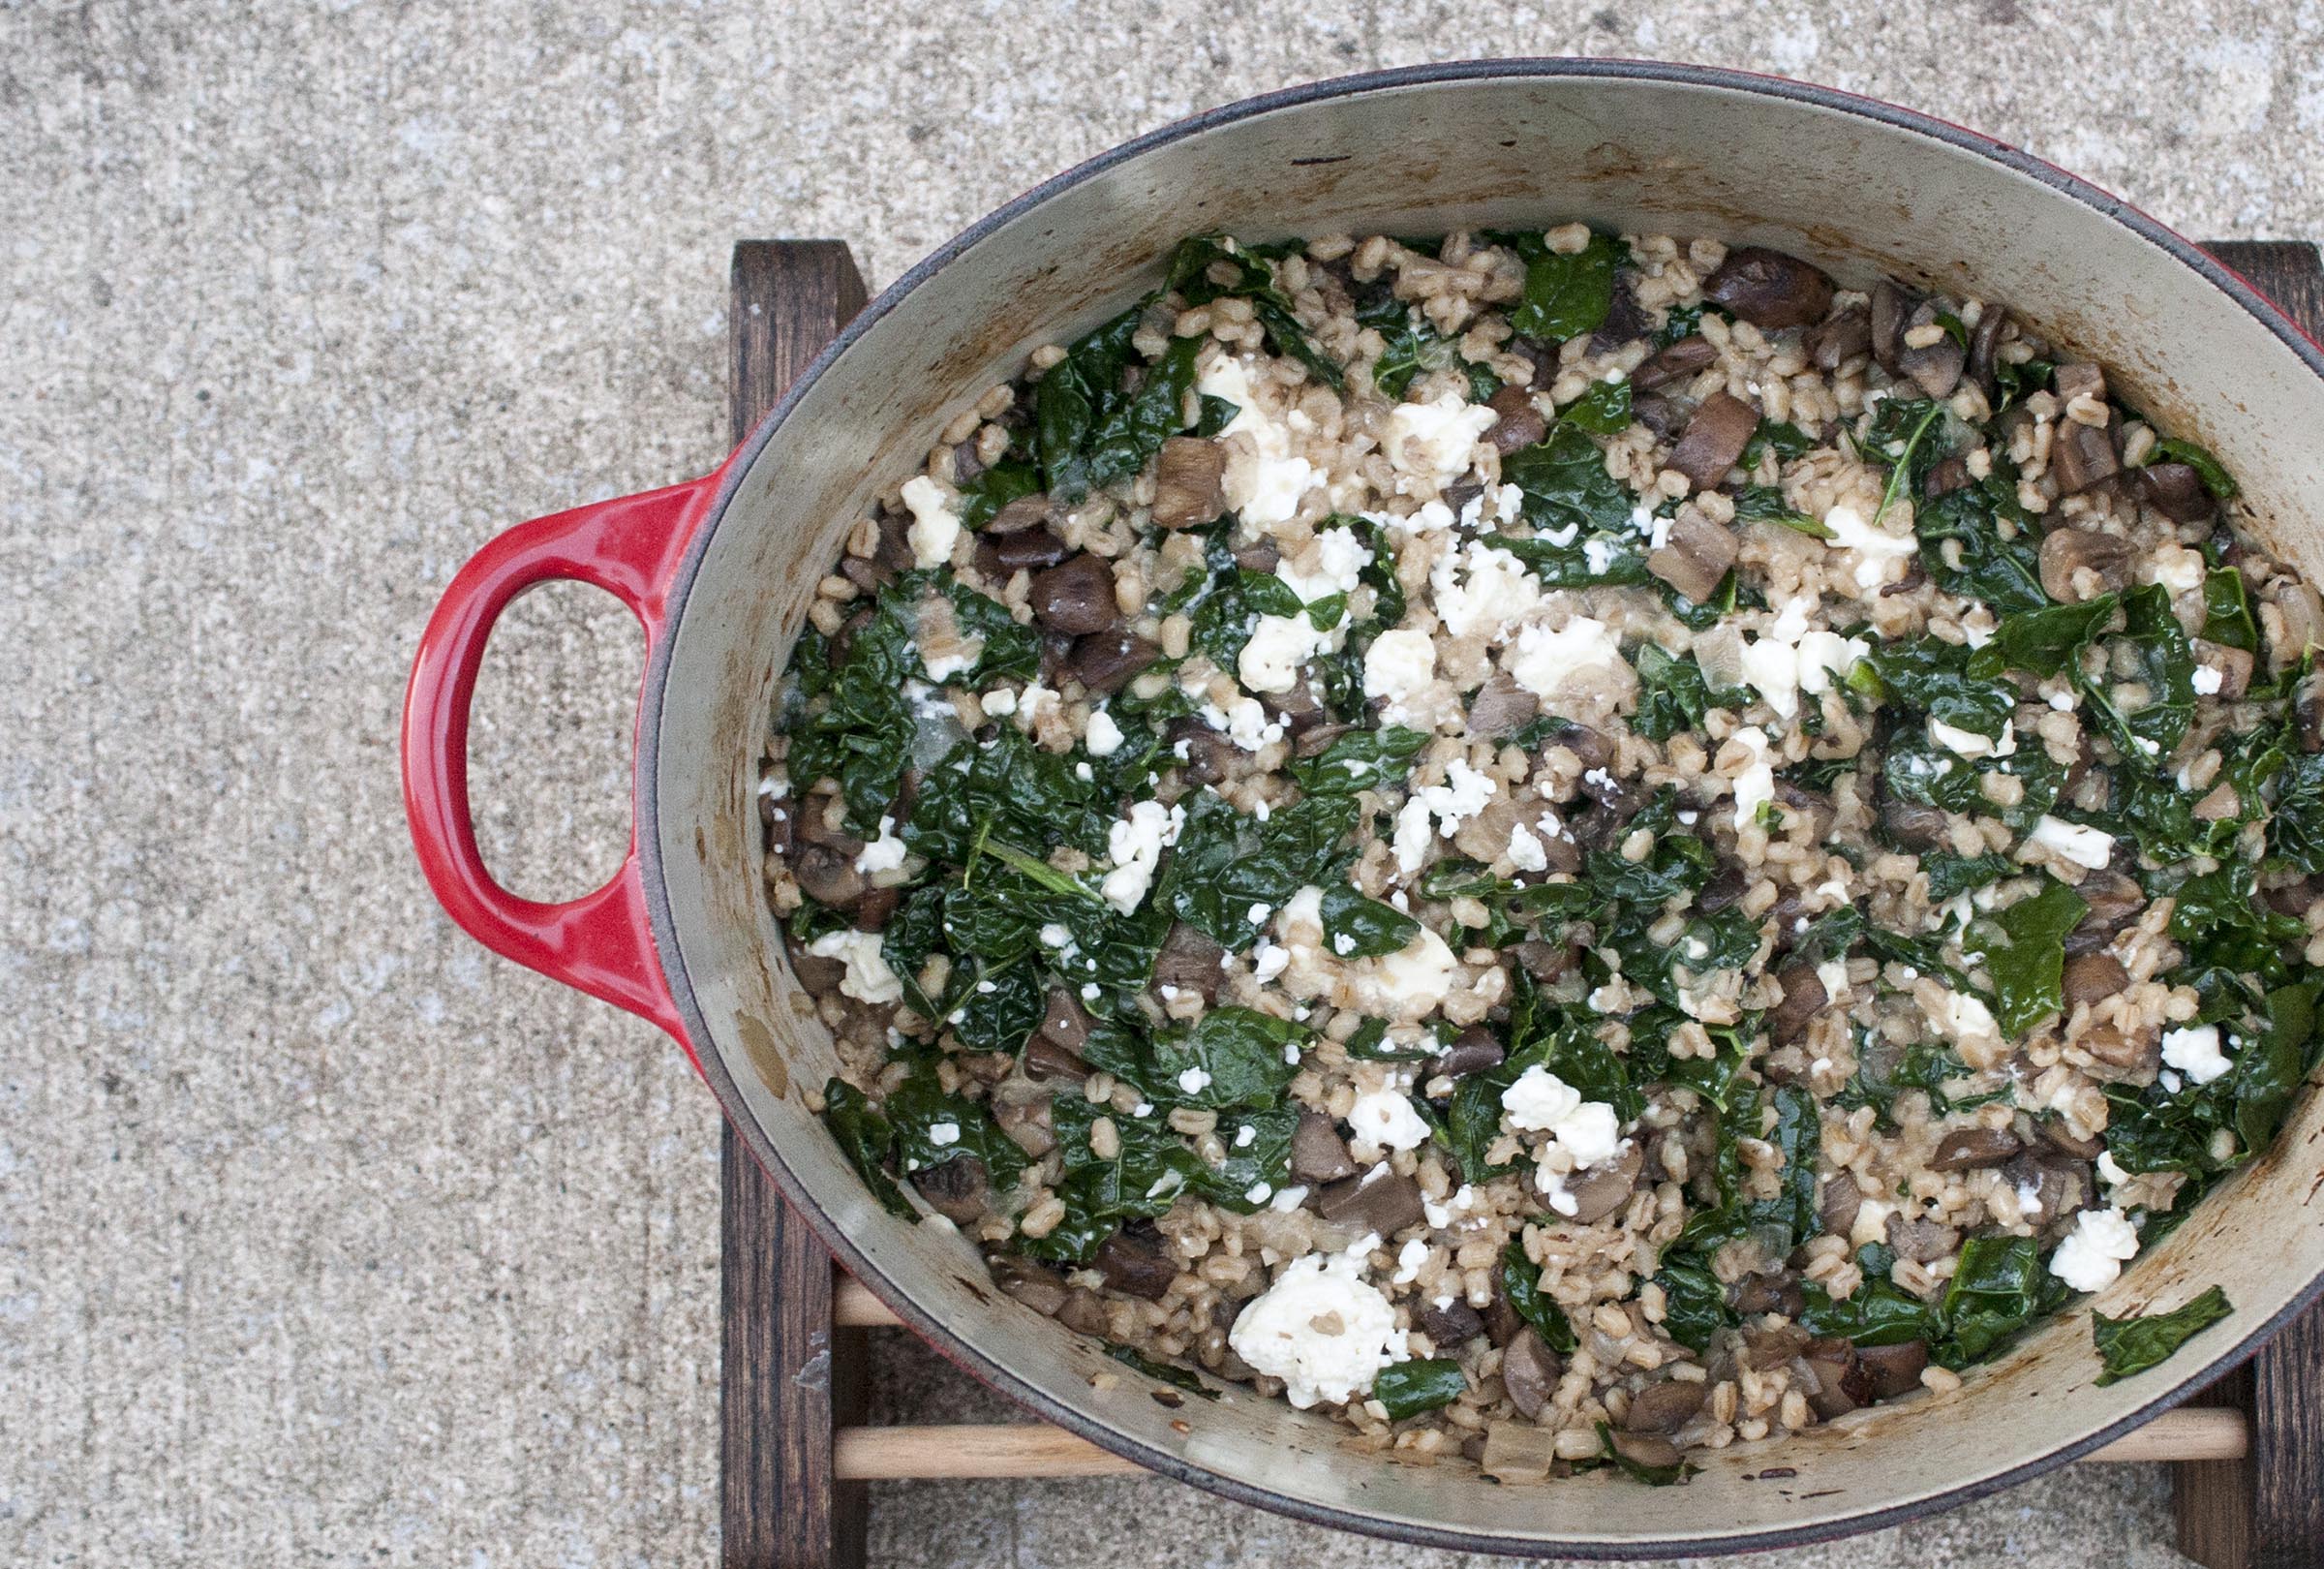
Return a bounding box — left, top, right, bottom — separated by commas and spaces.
763, 226, 2314, 1477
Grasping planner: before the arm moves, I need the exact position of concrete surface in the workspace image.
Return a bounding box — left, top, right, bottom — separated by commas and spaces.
3, 1, 2319, 1563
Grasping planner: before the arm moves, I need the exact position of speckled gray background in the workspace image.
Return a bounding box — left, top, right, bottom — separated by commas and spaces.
4, 1, 2318, 1564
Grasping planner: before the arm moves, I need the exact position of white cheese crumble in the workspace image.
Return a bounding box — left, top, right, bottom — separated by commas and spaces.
806, 929, 902, 1005
927, 1122, 961, 1148
1822, 502, 1918, 591
1730, 726, 1775, 826
1084, 709, 1123, 756
1228, 1251, 1408, 1407
1392, 796, 1435, 877
899, 476, 963, 569
1500, 1065, 1625, 1170
1931, 718, 2017, 759
1348, 1088, 1433, 1152
979, 688, 1018, 718
1413, 758, 1499, 839
2030, 815, 2114, 870
1200, 354, 1316, 527
2049, 1206, 2142, 1293
1177, 1066, 1213, 1096
1360, 927, 1459, 1019
1239, 613, 1333, 695
1506, 823, 1548, 873
1381, 391, 1497, 494
1202, 695, 1284, 752
922, 643, 981, 684
1100, 799, 1183, 914
1816, 957, 1851, 1004
1362, 627, 1437, 722
1391, 1237, 1431, 1285
2160, 1023, 2232, 1085
1429, 538, 1543, 641
855, 815, 907, 874
1505, 616, 1625, 699
1279, 527, 1373, 603
2190, 664, 2223, 696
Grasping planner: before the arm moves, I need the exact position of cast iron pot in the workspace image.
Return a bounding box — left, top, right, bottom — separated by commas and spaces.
403, 59, 2324, 1556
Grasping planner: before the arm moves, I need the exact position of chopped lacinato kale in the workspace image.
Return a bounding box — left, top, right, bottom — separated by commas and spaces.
2093, 1287, 2233, 1385
1370, 1357, 1469, 1420
1105, 1342, 1222, 1399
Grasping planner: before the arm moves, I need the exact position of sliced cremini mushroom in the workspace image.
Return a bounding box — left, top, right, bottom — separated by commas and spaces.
994, 1096, 1056, 1158
1624, 1374, 1707, 1434
1897, 300, 1966, 400
2189, 638, 2254, 702
1037, 987, 1095, 1055
2061, 952, 2130, 1010
1731, 1271, 1806, 1317
1150, 437, 1226, 529
1486, 385, 1548, 454
2005, 1152, 2094, 1229
791, 843, 868, 909
2064, 872, 2145, 955
1500, 1327, 1564, 1420
1152, 921, 1228, 1004
1801, 1337, 1875, 1419
1022, 1034, 1090, 1085
1885, 1213, 1961, 1264
1313, 1167, 1425, 1236
980, 509, 1069, 574
2052, 361, 2108, 407
1855, 1339, 1931, 1400
1647, 510, 1740, 604
2076, 1022, 2160, 1082
1666, 391, 1759, 492
1419, 1297, 1487, 1347
1607, 1431, 1686, 1470
1290, 1109, 1359, 1185
2266, 581, 2324, 672
1095, 1230, 1179, 1301
1562, 1140, 1645, 1225
2138, 461, 2216, 524
1870, 281, 1911, 373
1466, 672, 1543, 739
1632, 334, 1719, 392
911, 1155, 991, 1223
1067, 629, 1161, 693
1436, 1025, 1508, 1080
1768, 961, 1830, 1046
1028, 553, 1122, 635
1810, 306, 1872, 372
991, 1254, 1072, 1316
1967, 307, 2007, 395
2037, 526, 2133, 602
2050, 420, 2122, 495
1929, 1126, 2022, 1171
1702, 246, 1836, 329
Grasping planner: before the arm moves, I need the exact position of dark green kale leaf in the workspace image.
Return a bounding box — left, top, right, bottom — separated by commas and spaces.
1287, 724, 1429, 796
884, 1056, 1031, 1189
2080, 584, 2197, 759
1494, 424, 1649, 586
1370, 1358, 1469, 1420
1796, 1249, 1939, 1347
1650, 1256, 1733, 1353
1881, 727, 2064, 834
1594, 1421, 1695, 1486
1502, 228, 1625, 342
1742, 418, 1817, 469
1318, 883, 1420, 959
2201, 568, 2259, 652
1972, 877, 2087, 1034
1731, 482, 1830, 538
1992, 356, 2053, 411
955, 457, 1042, 529
820, 1078, 915, 1219
1560, 378, 1633, 434
906, 726, 1116, 864
1922, 850, 2016, 901
1972, 595, 2118, 680
1913, 469, 2048, 614
1163, 791, 1360, 952
1104, 1343, 1220, 1400
2093, 1287, 2233, 1386
1630, 644, 1752, 742
1933, 1233, 2069, 1368
1034, 307, 1143, 502
1863, 634, 2018, 738
1164, 232, 1342, 391
1500, 1236, 1579, 1352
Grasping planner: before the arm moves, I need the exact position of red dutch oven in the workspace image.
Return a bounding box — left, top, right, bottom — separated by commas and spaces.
404, 60, 2324, 1556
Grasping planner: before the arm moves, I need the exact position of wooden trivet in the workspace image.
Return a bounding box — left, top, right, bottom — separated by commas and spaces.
718, 237, 2324, 1569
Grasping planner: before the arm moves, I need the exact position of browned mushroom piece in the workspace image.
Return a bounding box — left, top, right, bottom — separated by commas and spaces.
1067, 629, 1161, 693
791, 843, 868, 909
1262, 681, 1328, 736
2052, 361, 2108, 406
1647, 510, 1740, 603
1819, 1172, 1862, 1243
853, 884, 901, 931
2137, 461, 2216, 524
1419, 1297, 1487, 1347
839, 553, 895, 597
1623, 1374, 1707, 1434
2264, 877, 2321, 918
1593, 274, 1654, 351
2041, 1121, 2104, 1160
1436, 1025, 1508, 1080
1028, 553, 1121, 635
2050, 421, 2123, 495
1929, 1126, 2024, 1172
1037, 988, 1095, 1055
1885, 1213, 1961, 1264
1801, 1338, 1875, 1420
1313, 1167, 1425, 1236
1151, 921, 1228, 1004
1551, 722, 1616, 772
1629, 393, 1683, 439
991, 1254, 1073, 1316
1810, 306, 1872, 372
2268, 582, 2324, 672
911, 1156, 992, 1224
1562, 1140, 1645, 1225
1510, 938, 1578, 984
1632, 334, 1720, 392
1697, 863, 1749, 913
1289, 1110, 1360, 1185
1701, 246, 1836, 329
1897, 300, 1967, 400
1094, 1231, 1180, 1301
1869, 281, 1911, 372
1855, 1340, 1931, 1400
1730, 1271, 1806, 1317
994, 1096, 1057, 1158
2189, 638, 2254, 702
1666, 391, 1760, 492
978, 519, 1070, 578
1767, 961, 1830, 1046
1500, 1327, 1565, 1420
1234, 539, 1281, 573
2065, 871, 2146, 953
1023, 1034, 1090, 1085
1293, 720, 1354, 759
2061, 952, 2130, 1010
1467, 672, 1544, 738
986, 492, 1052, 533
1486, 385, 1549, 454
1150, 438, 1226, 529
2005, 1152, 2094, 1230
2077, 1022, 2160, 1082
790, 947, 847, 999
2037, 526, 2134, 601
1167, 720, 1238, 786
1922, 455, 1971, 498
1967, 307, 2007, 394
1607, 1431, 1686, 1470
1483, 1281, 1526, 1348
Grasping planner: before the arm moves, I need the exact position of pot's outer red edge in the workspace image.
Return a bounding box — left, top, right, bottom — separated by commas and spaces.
638, 58, 2324, 1557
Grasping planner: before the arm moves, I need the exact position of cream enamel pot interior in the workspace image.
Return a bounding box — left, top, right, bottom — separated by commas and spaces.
403, 59, 2324, 1556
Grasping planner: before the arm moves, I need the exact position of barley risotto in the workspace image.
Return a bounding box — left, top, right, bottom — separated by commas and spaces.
760, 227, 2316, 1481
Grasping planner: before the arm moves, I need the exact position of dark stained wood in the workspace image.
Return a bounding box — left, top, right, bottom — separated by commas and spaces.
2172, 236, 2324, 1569
722, 240, 870, 1569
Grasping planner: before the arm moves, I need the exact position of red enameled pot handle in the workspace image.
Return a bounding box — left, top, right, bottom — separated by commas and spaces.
400, 472, 725, 1063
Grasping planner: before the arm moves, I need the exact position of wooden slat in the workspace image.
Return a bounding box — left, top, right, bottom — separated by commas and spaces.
2173, 237, 2324, 1569
827, 1408, 2248, 1481
723, 241, 870, 1569
833, 1276, 900, 1329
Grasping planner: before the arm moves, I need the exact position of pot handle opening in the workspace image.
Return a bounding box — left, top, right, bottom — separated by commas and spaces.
400, 475, 720, 1061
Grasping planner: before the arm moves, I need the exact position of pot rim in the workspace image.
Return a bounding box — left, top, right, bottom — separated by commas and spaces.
638, 57, 2324, 1556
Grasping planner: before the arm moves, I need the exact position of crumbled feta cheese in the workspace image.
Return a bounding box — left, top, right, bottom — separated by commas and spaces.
1506, 823, 1548, 873
1201, 354, 1317, 526
1429, 538, 1543, 641
1929, 987, 2000, 1051
1360, 927, 1459, 1019
2161, 1023, 2231, 1085
1348, 1088, 1434, 1152
1392, 796, 1435, 877
899, 476, 963, 569
2030, 815, 2114, 870
2190, 664, 2223, 696
1269, 1184, 1310, 1212
1817, 957, 1850, 1003
1795, 629, 1869, 696
1850, 1197, 1894, 1249
1413, 758, 1498, 839
1502, 1066, 1625, 1176
1381, 391, 1497, 493
1235, 1123, 1258, 1149
855, 815, 907, 874
979, 688, 1018, 718
806, 929, 902, 1005
2096, 1150, 2130, 1186
1013, 682, 1062, 730
1822, 502, 1919, 591
1363, 627, 1437, 722
1505, 616, 1625, 699
1252, 938, 1292, 983
927, 1122, 961, 1148
1202, 695, 1284, 751
1391, 1237, 1431, 1284
2048, 689, 2076, 711
1039, 923, 1072, 949
1279, 527, 1373, 603
1931, 718, 2017, 759
1177, 1066, 1213, 1096
1228, 1251, 1408, 1408
2149, 544, 2207, 593
922, 642, 982, 684
1239, 613, 1334, 695
1730, 726, 1775, 825
2049, 1207, 2141, 1293
1100, 799, 1183, 914
1084, 709, 1123, 756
